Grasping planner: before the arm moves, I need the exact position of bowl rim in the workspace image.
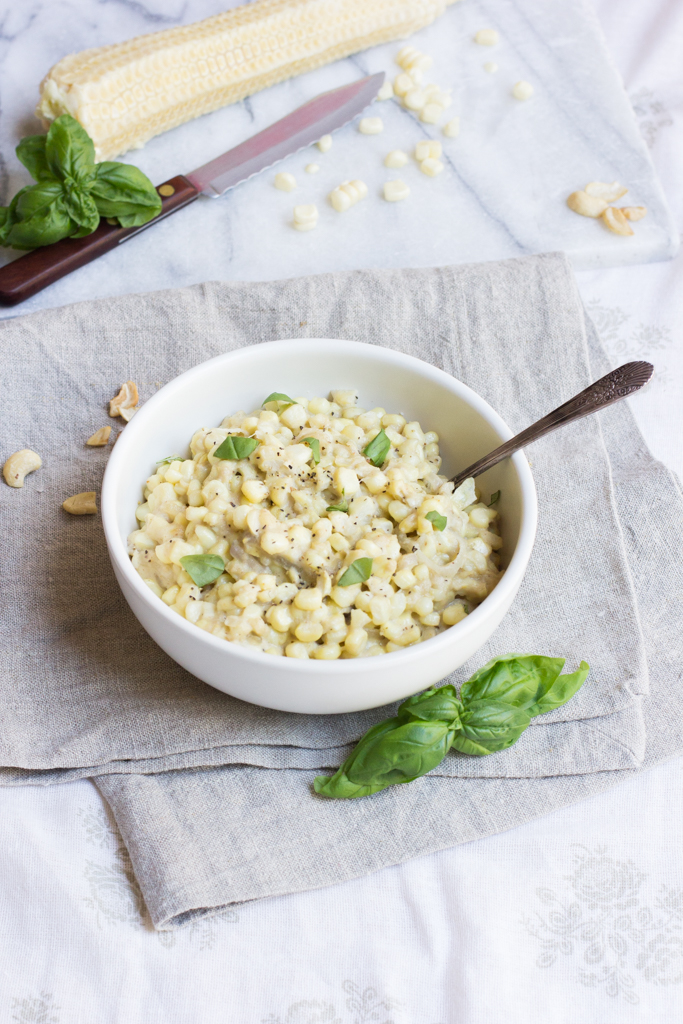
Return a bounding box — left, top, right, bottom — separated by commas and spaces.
101, 338, 538, 674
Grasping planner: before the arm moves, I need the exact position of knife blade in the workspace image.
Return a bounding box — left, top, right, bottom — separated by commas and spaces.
188, 72, 385, 197
0, 73, 385, 306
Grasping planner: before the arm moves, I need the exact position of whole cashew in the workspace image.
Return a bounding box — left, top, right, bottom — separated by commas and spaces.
63, 491, 98, 515
3, 448, 42, 488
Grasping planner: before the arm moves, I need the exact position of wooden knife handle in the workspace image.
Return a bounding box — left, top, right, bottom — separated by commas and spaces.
0, 175, 199, 307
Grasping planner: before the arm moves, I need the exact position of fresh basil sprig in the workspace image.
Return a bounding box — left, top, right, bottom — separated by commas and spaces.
301, 437, 320, 463
0, 115, 161, 250
337, 558, 373, 587
363, 428, 391, 467
213, 435, 259, 460
425, 510, 447, 531
313, 654, 590, 798
156, 454, 183, 466
179, 553, 225, 587
488, 490, 501, 507
326, 499, 349, 513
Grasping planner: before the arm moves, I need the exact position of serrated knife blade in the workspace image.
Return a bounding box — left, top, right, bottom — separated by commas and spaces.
186, 72, 385, 196
0, 73, 385, 306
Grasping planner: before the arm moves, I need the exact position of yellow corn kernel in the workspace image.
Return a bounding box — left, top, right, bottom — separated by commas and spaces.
442, 601, 467, 625
294, 621, 324, 643
294, 588, 323, 611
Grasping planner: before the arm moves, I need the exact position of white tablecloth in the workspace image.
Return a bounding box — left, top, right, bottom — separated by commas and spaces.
2, 1, 682, 1021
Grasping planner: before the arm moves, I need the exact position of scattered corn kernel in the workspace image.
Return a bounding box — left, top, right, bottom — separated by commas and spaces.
377, 80, 394, 100
396, 45, 433, 73
393, 72, 415, 97
415, 140, 442, 162
512, 80, 534, 100
443, 117, 460, 138
274, 172, 296, 192
292, 204, 319, 231
384, 149, 409, 168
474, 29, 499, 46
329, 180, 367, 212
359, 116, 384, 134
420, 103, 443, 124
403, 89, 426, 111
483, 61, 498, 73
383, 180, 410, 202
305, 163, 320, 174
317, 135, 332, 153
420, 157, 444, 177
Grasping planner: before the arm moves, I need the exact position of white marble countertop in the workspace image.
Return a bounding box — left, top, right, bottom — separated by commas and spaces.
0, 0, 678, 320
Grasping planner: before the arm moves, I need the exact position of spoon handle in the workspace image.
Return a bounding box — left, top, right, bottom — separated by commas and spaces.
450, 361, 654, 490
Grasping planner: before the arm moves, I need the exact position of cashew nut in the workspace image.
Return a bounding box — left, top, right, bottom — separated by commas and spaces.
601, 207, 634, 236
585, 181, 628, 202
3, 448, 42, 488
86, 426, 112, 446
109, 381, 139, 421
63, 491, 98, 515
621, 206, 647, 221
567, 191, 608, 218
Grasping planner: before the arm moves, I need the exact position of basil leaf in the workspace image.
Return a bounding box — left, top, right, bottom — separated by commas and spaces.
451, 699, 531, 755
460, 653, 566, 712
16, 134, 54, 183
179, 553, 225, 587
301, 437, 320, 463
425, 510, 447, 531
156, 455, 183, 465
0, 183, 75, 250
397, 684, 462, 725
337, 558, 372, 587
45, 115, 96, 185
488, 490, 501, 507
213, 435, 260, 460
527, 661, 590, 717
262, 392, 295, 408
63, 186, 100, 237
90, 162, 162, 227
326, 499, 349, 513
363, 428, 390, 467
314, 718, 457, 799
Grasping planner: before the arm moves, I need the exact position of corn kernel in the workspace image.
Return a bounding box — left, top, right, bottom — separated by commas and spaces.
293, 203, 319, 231
359, 116, 383, 134
442, 601, 467, 625
474, 28, 499, 46
384, 149, 409, 169
420, 157, 444, 177
242, 479, 269, 503
383, 180, 410, 202
274, 171, 296, 191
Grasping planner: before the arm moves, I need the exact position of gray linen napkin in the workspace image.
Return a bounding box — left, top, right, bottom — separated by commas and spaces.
3, 252, 677, 928
0, 253, 645, 790
96, 311, 683, 930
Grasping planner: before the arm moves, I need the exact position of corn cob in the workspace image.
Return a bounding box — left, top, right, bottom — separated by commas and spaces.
37, 0, 458, 162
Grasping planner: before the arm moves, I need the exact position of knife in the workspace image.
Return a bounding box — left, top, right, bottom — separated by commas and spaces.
0, 72, 384, 306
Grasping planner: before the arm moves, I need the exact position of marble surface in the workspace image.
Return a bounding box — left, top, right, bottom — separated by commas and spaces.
0, 0, 678, 319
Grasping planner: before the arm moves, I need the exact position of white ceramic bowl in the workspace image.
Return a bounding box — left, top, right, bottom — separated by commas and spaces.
102, 339, 537, 714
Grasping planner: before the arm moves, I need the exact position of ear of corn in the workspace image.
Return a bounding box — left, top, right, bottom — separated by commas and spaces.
37, 0, 458, 162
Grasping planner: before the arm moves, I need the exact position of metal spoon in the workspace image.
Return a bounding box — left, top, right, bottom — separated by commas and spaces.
450, 361, 654, 490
